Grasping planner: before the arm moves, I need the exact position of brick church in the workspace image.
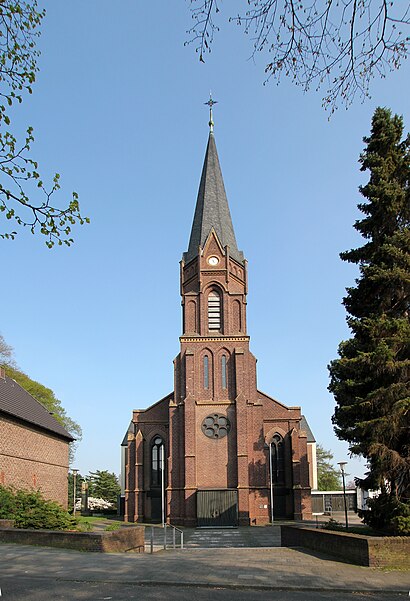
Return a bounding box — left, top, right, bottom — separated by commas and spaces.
123, 110, 314, 526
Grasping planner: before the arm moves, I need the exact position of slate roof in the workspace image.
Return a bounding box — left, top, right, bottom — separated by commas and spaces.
0, 374, 74, 441
300, 415, 316, 443
184, 132, 244, 264
121, 421, 134, 446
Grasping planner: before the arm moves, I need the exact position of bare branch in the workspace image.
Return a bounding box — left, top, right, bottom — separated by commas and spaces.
187, 0, 410, 111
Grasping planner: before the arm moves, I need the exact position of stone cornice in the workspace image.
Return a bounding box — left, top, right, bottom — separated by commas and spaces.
180, 336, 250, 343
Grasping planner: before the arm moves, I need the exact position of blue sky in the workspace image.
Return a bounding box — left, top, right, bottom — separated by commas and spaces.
2, 1, 409, 483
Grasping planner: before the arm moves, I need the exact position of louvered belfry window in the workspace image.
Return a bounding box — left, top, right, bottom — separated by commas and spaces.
208, 290, 221, 331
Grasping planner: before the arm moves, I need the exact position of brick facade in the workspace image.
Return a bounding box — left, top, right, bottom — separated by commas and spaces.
0, 415, 70, 508
124, 130, 313, 525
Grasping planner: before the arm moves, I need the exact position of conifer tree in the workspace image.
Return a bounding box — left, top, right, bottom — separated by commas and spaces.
328, 107, 410, 506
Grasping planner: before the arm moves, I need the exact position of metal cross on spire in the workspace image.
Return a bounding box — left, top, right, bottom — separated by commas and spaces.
204, 93, 218, 133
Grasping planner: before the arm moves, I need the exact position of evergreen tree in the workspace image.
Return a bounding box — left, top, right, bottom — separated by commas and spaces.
88, 471, 121, 506
328, 107, 410, 505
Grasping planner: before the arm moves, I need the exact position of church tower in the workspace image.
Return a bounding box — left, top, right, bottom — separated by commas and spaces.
123, 107, 314, 526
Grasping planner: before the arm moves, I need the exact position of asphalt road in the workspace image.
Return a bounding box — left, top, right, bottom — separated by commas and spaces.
0, 579, 407, 601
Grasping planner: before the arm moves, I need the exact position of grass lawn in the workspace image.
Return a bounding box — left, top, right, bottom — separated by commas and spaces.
75, 516, 124, 532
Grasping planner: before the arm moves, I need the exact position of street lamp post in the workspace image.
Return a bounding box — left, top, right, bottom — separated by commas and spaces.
269, 441, 274, 524
337, 461, 348, 530
72, 469, 79, 516
161, 444, 165, 528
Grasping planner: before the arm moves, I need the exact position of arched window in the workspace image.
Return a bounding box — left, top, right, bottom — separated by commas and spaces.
221, 354, 227, 389
270, 434, 285, 484
208, 290, 221, 331
204, 355, 209, 389
151, 436, 164, 486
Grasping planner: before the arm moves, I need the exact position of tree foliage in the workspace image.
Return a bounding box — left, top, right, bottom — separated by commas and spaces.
88, 470, 121, 506
0, 1, 88, 246
1, 333, 82, 463
187, 1, 410, 112
361, 491, 410, 534
0, 485, 76, 529
0, 333, 14, 365
317, 443, 342, 490
329, 107, 410, 506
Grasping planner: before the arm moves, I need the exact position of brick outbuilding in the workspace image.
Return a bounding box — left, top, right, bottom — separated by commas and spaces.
123, 117, 315, 526
0, 367, 73, 508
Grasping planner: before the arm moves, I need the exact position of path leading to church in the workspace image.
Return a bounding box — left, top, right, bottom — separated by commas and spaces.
0, 540, 408, 597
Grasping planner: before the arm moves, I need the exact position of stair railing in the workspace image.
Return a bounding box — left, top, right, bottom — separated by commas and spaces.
148, 524, 184, 553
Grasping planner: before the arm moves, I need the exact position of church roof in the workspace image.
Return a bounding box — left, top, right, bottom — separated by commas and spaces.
300, 415, 316, 443
184, 132, 244, 265
121, 421, 134, 446
0, 373, 74, 441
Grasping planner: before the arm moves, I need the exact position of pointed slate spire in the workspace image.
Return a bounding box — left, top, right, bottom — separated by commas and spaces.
184, 132, 244, 264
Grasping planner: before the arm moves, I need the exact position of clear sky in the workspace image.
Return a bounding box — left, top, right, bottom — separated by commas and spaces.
2, 1, 409, 483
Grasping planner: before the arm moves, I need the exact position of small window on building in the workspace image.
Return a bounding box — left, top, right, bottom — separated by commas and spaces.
208, 291, 221, 331
204, 355, 209, 389
151, 436, 164, 486
221, 355, 227, 389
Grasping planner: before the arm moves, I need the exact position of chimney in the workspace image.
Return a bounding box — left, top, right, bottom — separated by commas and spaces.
0, 365, 6, 379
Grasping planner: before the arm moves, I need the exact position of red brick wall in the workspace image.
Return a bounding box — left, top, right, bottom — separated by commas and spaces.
0, 525, 145, 553
0, 415, 70, 508
125, 230, 313, 525
281, 526, 410, 568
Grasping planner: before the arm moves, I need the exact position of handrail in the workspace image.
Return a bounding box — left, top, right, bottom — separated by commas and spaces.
164, 524, 184, 550
148, 524, 184, 553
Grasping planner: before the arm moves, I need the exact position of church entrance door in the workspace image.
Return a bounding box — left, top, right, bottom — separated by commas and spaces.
273, 487, 287, 518
197, 489, 238, 527
149, 489, 163, 522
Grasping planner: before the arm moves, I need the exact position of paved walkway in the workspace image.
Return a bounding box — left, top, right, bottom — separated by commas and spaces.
0, 541, 408, 593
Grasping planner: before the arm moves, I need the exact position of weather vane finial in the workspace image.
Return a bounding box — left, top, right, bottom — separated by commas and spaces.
204, 92, 217, 133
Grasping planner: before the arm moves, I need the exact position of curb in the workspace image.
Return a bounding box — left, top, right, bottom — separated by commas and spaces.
1, 575, 407, 594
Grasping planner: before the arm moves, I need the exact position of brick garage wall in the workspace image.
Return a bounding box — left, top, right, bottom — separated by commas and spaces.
281, 525, 410, 568
0, 415, 70, 508
0, 526, 145, 553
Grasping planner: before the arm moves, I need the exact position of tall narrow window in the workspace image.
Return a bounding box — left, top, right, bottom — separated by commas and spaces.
204, 355, 209, 389
221, 355, 227, 389
271, 434, 285, 484
151, 436, 164, 486
208, 291, 221, 331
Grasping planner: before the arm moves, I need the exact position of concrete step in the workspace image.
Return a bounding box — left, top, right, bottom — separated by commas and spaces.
185, 527, 281, 548
145, 526, 281, 550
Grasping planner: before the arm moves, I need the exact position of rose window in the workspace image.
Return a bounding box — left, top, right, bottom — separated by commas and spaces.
201, 413, 231, 439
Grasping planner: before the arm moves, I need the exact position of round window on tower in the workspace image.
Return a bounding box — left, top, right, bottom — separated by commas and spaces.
201, 413, 231, 439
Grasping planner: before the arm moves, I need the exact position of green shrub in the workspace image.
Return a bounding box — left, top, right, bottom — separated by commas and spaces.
322, 517, 345, 531
0, 486, 16, 518
0, 485, 76, 530
105, 522, 121, 532
360, 493, 410, 535
391, 515, 410, 535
